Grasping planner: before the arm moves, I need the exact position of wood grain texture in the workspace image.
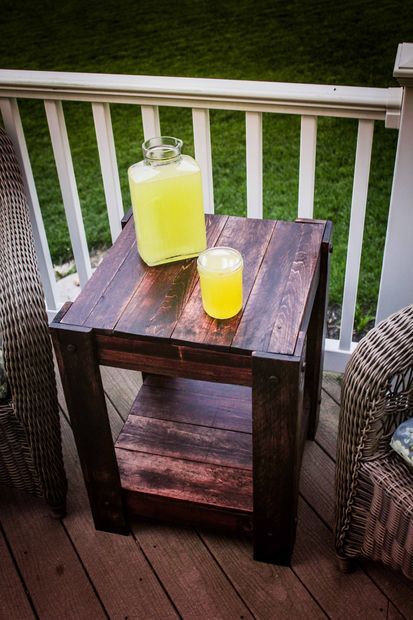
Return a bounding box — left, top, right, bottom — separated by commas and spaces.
304, 220, 332, 438
131, 377, 252, 433
172, 216, 275, 348
0, 486, 106, 620
51, 325, 127, 534
267, 222, 324, 355
116, 449, 253, 514
237, 220, 324, 355
116, 214, 227, 338
96, 334, 252, 385
294, 499, 388, 619
99, 365, 142, 421
59, 414, 178, 620
83, 240, 146, 330
116, 416, 252, 469
0, 531, 34, 620
61, 216, 137, 326
130, 520, 254, 619
200, 531, 327, 619
252, 352, 304, 565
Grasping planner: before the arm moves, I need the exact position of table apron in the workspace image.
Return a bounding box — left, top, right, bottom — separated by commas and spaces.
95, 334, 253, 386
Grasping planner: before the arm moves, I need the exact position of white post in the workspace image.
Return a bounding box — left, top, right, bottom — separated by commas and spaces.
192, 108, 214, 214
44, 100, 92, 287
298, 115, 317, 218
245, 111, 263, 218
92, 102, 124, 242
376, 43, 413, 322
339, 119, 374, 351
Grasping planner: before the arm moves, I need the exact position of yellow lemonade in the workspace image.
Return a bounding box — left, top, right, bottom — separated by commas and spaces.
128, 140, 206, 266
197, 247, 243, 319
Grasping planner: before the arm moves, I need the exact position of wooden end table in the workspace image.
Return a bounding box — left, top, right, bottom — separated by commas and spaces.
51, 212, 331, 565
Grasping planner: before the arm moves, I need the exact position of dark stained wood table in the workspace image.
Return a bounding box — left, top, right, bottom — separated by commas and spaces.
51, 211, 332, 565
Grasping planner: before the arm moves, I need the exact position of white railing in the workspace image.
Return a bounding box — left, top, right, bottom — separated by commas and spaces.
1, 43, 413, 373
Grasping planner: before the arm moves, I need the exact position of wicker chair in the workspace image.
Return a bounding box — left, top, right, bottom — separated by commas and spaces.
335, 304, 413, 580
0, 127, 67, 515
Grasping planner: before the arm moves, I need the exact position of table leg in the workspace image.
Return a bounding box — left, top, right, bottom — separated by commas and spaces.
305, 223, 332, 440
252, 352, 304, 565
51, 324, 128, 534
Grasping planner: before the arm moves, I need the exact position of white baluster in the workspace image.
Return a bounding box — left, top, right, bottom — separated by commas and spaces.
92, 102, 124, 242
339, 119, 374, 351
0, 97, 59, 313
298, 116, 317, 218
192, 108, 214, 214
44, 100, 92, 287
141, 105, 161, 140
245, 112, 263, 218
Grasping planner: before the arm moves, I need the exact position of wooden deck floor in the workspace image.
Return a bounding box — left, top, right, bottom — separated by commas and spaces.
1, 368, 413, 620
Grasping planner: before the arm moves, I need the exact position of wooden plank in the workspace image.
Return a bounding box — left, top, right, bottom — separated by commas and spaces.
115, 214, 227, 338
0, 530, 35, 620
322, 372, 342, 404
252, 352, 304, 564
130, 520, 254, 620
61, 217, 137, 326
233, 221, 311, 353
304, 220, 332, 438
96, 334, 252, 386
116, 416, 252, 469
294, 499, 389, 619
0, 486, 106, 620
388, 603, 404, 619
83, 238, 146, 331
316, 388, 339, 458
144, 373, 250, 399
116, 450, 253, 514
200, 531, 327, 619
365, 563, 413, 619
267, 222, 325, 355
172, 216, 275, 348
131, 378, 251, 433
100, 365, 142, 421
59, 413, 179, 620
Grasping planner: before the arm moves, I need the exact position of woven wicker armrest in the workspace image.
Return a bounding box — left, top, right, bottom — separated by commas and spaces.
335, 304, 413, 568
0, 127, 67, 512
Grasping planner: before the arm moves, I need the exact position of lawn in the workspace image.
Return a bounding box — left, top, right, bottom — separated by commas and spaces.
1, 0, 412, 326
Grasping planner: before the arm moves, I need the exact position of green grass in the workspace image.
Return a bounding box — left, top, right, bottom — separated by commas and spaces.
1, 0, 412, 320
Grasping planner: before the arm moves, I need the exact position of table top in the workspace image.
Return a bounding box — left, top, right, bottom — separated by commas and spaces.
60, 213, 329, 356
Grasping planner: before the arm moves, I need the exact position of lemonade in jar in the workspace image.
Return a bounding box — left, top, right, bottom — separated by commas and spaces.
128, 136, 207, 266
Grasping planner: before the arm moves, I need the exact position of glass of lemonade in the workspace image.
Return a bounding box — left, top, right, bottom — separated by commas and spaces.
128, 136, 207, 266
197, 247, 243, 319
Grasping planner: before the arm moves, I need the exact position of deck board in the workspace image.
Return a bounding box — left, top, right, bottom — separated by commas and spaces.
1, 367, 412, 619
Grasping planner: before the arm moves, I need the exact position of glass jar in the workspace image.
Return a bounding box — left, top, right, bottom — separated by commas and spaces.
128, 136, 207, 266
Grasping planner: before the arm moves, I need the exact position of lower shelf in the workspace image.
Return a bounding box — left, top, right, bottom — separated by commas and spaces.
115, 374, 253, 533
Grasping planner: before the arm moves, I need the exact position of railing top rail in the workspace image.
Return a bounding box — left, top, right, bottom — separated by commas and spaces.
0, 69, 402, 120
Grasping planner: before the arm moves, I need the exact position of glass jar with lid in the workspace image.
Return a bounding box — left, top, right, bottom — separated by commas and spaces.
128, 136, 207, 266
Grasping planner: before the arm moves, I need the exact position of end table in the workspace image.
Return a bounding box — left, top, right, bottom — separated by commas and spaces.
51, 212, 332, 565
